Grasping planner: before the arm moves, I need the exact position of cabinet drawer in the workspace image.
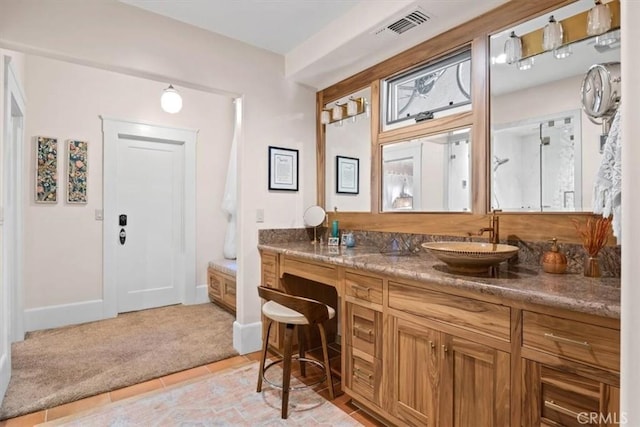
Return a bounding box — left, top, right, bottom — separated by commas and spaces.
348, 351, 380, 404
345, 271, 383, 305
346, 303, 382, 358
261, 252, 279, 289
388, 281, 511, 342
282, 257, 337, 286
522, 311, 620, 372
540, 365, 600, 427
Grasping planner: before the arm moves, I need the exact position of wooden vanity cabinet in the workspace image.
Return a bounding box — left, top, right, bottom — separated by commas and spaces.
259, 250, 284, 353
344, 270, 384, 411
520, 309, 621, 427
387, 279, 511, 427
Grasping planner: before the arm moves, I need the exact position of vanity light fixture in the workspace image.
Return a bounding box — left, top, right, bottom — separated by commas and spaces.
504, 31, 522, 65
160, 84, 182, 114
332, 103, 345, 121
320, 97, 368, 126
517, 57, 534, 71
320, 110, 331, 125
543, 15, 563, 51
595, 28, 620, 46
553, 44, 573, 59
587, 0, 612, 36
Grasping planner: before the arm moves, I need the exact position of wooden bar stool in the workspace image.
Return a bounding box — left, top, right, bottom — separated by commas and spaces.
256, 286, 336, 419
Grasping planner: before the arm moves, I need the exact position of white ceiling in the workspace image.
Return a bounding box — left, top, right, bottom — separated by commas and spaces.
119, 0, 361, 55
120, 0, 508, 90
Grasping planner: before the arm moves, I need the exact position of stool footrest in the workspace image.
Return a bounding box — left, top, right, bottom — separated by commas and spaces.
262, 356, 327, 390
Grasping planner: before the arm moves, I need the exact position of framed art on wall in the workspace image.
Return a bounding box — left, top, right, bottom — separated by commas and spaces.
35, 136, 58, 203
268, 146, 298, 191
336, 155, 359, 194
67, 140, 88, 204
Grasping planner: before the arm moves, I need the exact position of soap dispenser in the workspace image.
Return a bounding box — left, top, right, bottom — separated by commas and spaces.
542, 238, 567, 274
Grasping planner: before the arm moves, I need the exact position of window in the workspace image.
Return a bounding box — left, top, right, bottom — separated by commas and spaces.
382, 49, 471, 130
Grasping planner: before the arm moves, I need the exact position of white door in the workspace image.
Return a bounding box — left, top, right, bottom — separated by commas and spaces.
102, 119, 197, 315
1, 59, 26, 400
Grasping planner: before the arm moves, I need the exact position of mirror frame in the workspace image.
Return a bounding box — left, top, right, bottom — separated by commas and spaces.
316, 0, 617, 244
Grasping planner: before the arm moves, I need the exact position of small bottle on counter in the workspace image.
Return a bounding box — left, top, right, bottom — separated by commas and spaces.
331, 220, 339, 238
542, 237, 568, 274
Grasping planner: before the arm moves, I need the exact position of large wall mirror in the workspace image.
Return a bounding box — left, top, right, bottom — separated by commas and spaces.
490, 0, 620, 212
325, 87, 371, 212
381, 127, 471, 212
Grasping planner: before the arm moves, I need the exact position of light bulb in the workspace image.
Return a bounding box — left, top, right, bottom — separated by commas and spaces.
543, 16, 563, 51
161, 85, 182, 114
504, 31, 522, 65
346, 98, 359, 116
587, 0, 612, 36
332, 104, 343, 121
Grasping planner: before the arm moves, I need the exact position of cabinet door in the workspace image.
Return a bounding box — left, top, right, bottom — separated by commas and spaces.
207, 268, 222, 302
221, 276, 236, 311
441, 335, 510, 427
522, 359, 621, 427
389, 316, 441, 426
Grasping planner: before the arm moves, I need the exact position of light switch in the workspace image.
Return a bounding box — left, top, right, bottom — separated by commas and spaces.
256, 209, 264, 223
95, 209, 104, 221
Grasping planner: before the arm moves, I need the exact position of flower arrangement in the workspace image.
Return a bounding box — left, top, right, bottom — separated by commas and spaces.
572, 216, 612, 277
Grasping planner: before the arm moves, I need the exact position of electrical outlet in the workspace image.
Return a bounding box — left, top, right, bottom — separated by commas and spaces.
256, 209, 264, 223
95, 209, 104, 221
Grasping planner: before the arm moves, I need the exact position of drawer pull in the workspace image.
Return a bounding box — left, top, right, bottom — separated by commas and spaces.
353, 368, 373, 382
544, 400, 581, 418
352, 285, 372, 297
429, 340, 435, 351
353, 326, 373, 339
544, 332, 591, 348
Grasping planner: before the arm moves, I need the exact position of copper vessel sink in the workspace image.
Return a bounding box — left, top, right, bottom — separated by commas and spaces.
421, 242, 519, 274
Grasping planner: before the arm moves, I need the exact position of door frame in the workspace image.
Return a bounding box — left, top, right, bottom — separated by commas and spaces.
2, 56, 27, 399
101, 117, 197, 317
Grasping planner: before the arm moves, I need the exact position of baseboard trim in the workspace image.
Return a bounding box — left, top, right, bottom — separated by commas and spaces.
24, 299, 106, 332
233, 320, 262, 355
195, 284, 209, 304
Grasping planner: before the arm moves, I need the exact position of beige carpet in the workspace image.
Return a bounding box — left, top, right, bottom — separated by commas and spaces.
0, 303, 237, 420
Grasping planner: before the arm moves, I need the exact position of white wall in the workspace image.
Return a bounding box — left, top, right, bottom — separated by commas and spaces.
621, 1, 639, 424
22, 55, 233, 309
0, 0, 317, 353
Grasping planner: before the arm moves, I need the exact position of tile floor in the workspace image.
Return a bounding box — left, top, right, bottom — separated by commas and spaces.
0, 351, 386, 427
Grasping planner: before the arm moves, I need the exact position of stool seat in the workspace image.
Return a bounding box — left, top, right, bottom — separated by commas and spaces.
262, 300, 335, 325
256, 286, 336, 419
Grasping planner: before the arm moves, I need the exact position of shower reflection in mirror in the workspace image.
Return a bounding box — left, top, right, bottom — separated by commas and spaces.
491, 111, 582, 212
382, 128, 471, 212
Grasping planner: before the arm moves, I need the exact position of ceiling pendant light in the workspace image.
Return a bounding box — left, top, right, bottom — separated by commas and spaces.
504, 31, 522, 65
543, 16, 563, 51
587, 0, 612, 36
161, 84, 183, 114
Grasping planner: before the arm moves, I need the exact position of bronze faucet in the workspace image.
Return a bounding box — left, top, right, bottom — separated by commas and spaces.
474, 210, 502, 244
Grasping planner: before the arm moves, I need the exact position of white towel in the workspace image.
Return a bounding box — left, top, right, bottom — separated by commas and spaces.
593, 107, 622, 242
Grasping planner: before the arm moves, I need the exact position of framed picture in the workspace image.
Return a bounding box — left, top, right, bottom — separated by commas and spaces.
268, 146, 298, 191
336, 156, 359, 194
35, 136, 58, 203
67, 140, 88, 204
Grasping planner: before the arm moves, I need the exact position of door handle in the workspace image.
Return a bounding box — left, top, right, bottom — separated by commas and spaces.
119, 228, 126, 245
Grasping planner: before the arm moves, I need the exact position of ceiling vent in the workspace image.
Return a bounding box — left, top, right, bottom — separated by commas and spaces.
375, 8, 430, 37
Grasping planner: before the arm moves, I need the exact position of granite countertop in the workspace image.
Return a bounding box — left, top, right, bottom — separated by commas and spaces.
258, 242, 620, 319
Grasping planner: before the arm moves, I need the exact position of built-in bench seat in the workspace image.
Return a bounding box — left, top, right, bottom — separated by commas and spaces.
207, 259, 237, 314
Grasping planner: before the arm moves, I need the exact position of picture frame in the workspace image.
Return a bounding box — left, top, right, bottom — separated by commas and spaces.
328, 237, 340, 246
336, 155, 359, 194
35, 136, 58, 203
67, 140, 88, 204
268, 146, 298, 191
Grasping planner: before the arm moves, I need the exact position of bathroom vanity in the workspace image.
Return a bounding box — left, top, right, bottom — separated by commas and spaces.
259, 242, 620, 427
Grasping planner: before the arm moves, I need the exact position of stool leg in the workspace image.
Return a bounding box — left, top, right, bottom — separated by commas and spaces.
318, 322, 335, 400
297, 325, 306, 377
257, 320, 272, 393
282, 323, 295, 419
